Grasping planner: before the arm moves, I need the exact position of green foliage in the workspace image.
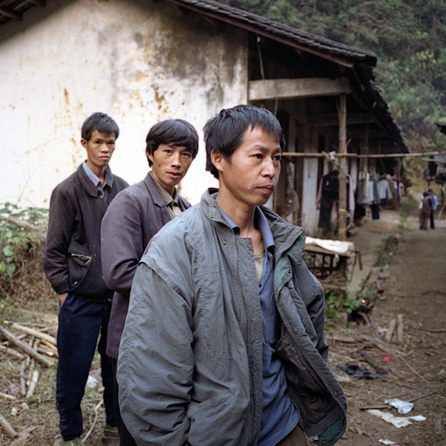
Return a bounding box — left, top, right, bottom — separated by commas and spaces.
342, 291, 360, 314
0, 202, 48, 282
217, 0, 446, 156
325, 290, 341, 320
325, 288, 377, 322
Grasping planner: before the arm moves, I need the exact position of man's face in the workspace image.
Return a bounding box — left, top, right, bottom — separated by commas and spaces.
212, 126, 282, 210
81, 130, 116, 173
147, 144, 193, 195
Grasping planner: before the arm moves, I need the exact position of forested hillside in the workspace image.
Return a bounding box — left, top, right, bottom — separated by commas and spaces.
217, 0, 446, 156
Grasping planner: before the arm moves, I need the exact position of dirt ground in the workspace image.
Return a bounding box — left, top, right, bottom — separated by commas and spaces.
0, 201, 445, 445
330, 206, 446, 446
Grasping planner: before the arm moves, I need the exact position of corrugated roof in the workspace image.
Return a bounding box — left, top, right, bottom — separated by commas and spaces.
166, 0, 377, 67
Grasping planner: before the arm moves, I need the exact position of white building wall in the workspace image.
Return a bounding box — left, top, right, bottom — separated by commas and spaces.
0, 0, 248, 207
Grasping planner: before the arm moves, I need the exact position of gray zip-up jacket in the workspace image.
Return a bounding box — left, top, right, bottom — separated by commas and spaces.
118, 189, 346, 446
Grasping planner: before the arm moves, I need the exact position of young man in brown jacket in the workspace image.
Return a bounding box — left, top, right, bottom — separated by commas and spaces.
101, 119, 199, 446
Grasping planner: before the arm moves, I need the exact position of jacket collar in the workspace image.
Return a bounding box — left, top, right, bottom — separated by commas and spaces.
77, 163, 114, 197
201, 188, 305, 262
143, 173, 172, 208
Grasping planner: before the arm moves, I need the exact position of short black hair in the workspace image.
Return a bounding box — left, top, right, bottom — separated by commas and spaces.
81, 112, 120, 141
203, 105, 285, 179
145, 119, 199, 166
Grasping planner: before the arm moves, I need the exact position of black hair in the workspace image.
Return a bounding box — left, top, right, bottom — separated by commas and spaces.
145, 119, 199, 166
81, 112, 120, 141
203, 105, 285, 179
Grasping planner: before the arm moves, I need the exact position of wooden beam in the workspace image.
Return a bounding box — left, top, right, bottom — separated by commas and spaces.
309, 112, 376, 126
0, 7, 22, 20
26, 0, 46, 6
338, 94, 347, 241
248, 77, 351, 101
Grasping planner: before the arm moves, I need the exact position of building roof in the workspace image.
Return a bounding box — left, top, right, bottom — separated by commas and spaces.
165, 0, 406, 152
167, 0, 378, 67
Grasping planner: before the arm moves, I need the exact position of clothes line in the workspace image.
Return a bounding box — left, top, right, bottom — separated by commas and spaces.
282, 151, 446, 159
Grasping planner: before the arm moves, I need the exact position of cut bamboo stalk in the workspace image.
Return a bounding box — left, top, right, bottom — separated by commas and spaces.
7, 323, 57, 346
41, 340, 58, 352
0, 326, 53, 368
385, 318, 397, 342
26, 370, 39, 399
0, 392, 15, 400
4, 321, 46, 329
0, 413, 18, 438
0, 345, 25, 360
20, 361, 26, 396
37, 347, 57, 357
27, 358, 35, 386
397, 314, 404, 344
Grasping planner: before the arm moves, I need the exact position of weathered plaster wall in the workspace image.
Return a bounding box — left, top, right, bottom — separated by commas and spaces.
0, 0, 248, 207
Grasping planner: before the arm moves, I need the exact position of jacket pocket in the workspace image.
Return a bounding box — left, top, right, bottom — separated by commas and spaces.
67, 241, 93, 292
276, 326, 336, 424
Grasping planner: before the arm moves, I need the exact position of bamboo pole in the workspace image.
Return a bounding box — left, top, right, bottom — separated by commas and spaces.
0, 345, 25, 360
338, 94, 347, 241
20, 360, 26, 396
282, 150, 446, 159
0, 414, 18, 438
26, 370, 39, 399
0, 326, 53, 368
4, 322, 57, 346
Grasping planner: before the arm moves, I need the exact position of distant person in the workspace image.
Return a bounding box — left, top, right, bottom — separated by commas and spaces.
43, 112, 128, 446
427, 188, 438, 229
117, 105, 346, 446
101, 119, 199, 446
420, 191, 430, 230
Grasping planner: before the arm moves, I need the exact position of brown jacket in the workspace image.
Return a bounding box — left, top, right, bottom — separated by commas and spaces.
101, 173, 190, 359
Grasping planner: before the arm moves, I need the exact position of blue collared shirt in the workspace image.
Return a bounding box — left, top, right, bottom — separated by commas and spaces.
83, 161, 105, 192
220, 206, 299, 446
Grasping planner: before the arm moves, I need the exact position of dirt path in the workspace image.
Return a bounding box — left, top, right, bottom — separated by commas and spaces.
331, 209, 446, 445
1, 206, 445, 445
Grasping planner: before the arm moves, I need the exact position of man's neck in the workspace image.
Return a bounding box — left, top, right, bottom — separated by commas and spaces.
215, 193, 263, 251
86, 160, 107, 184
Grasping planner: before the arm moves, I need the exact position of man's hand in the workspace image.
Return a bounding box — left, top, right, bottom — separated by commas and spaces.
59, 293, 68, 307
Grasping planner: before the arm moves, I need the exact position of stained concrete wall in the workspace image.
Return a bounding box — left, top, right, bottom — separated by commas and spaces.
0, 0, 248, 207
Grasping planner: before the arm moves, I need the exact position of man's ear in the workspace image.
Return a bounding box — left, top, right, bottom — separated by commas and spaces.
80, 138, 88, 149
146, 151, 153, 164
210, 150, 224, 174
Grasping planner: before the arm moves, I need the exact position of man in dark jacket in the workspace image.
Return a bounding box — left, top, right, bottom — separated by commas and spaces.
43, 112, 128, 446
101, 119, 199, 446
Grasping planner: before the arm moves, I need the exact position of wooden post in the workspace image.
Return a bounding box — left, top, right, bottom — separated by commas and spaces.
338, 93, 347, 241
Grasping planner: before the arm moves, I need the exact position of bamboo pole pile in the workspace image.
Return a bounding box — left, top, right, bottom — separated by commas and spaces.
0, 321, 57, 403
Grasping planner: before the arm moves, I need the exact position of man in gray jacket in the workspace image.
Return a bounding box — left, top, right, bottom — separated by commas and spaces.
101, 119, 199, 446
118, 105, 346, 446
